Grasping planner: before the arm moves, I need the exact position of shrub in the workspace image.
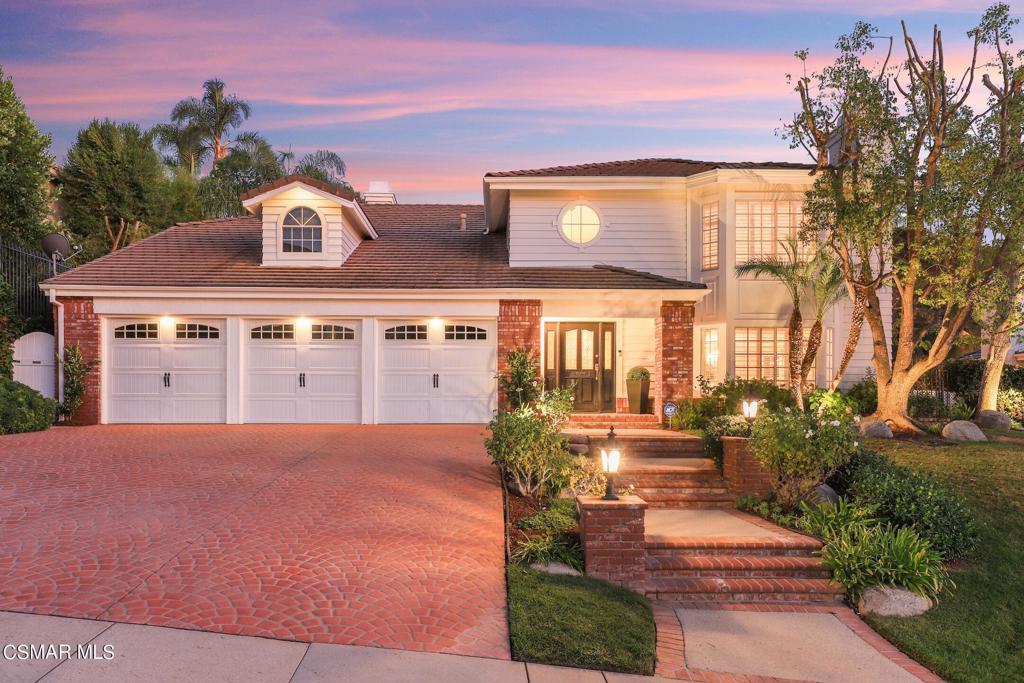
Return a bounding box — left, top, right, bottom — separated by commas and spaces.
626, 366, 650, 382
675, 396, 721, 430
0, 376, 56, 434
833, 449, 978, 559
0, 273, 23, 380
735, 494, 799, 529
807, 388, 860, 417
843, 373, 878, 415
518, 498, 579, 533
558, 455, 606, 497
58, 343, 95, 419
819, 524, 949, 601
511, 533, 584, 571
907, 391, 948, 419
708, 377, 794, 415
796, 498, 877, 541
702, 414, 751, 468
487, 404, 572, 498
997, 388, 1024, 421
498, 348, 542, 410
749, 407, 858, 510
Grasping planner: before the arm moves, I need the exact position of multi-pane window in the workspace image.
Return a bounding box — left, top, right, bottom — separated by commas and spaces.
282, 206, 322, 253
384, 324, 427, 340
175, 323, 219, 340
312, 324, 355, 341
735, 200, 807, 264
701, 202, 719, 270
250, 323, 294, 340
701, 328, 719, 379
734, 327, 816, 386
114, 323, 158, 339
559, 203, 601, 246
444, 324, 487, 340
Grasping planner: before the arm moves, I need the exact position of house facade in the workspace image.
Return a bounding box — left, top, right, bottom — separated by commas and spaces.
42, 159, 889, 426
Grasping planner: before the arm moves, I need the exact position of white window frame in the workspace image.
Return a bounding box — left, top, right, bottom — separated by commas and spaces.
280, 206, 324, 254
735, 200, 809, 265
554, 201, 605, 249
701, 202, 719, 271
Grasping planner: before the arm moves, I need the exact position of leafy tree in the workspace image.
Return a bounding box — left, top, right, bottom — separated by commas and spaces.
170, 79, 252, 162
735, 239, 845, 406
59, 119, 168, 257
0, 66, 54, 246
294, 150, 348, 186
0, 273, 23, 379
783, 6, 1024, 431
152, 121, 209, 176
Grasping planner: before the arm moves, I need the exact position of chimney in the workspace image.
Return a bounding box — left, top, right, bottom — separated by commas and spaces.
364, 180, 397, 204
459, 213, 467, 231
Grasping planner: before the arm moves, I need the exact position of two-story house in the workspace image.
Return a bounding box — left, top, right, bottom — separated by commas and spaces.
42, 159, 889, 425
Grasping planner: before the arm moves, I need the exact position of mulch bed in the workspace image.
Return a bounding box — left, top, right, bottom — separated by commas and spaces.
504, 491, 580, 558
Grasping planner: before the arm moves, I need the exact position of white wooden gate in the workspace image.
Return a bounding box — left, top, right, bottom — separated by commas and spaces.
13, 331, 55, 399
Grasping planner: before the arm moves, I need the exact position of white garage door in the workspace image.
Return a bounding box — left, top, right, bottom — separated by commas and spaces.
245, 319, 360, 423
378, 320, 496, 423
108, 319, 226, 423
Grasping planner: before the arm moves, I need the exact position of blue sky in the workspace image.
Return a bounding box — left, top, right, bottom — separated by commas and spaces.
0, 0, 995, 202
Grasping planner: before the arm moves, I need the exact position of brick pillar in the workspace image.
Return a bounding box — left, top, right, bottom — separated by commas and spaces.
577, 495, 648, 592
654, 301, 694, 422
497, 299, 542, 409
722, 436, 773, 498
57, 297, 101, 425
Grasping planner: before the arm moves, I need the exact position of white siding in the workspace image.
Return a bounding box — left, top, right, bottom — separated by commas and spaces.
831, 286, 893, 388
508, 190, 687, 279
620, 318, 655, 396
260, 186, 361, 267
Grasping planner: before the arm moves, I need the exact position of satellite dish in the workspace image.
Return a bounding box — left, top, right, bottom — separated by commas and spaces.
41, 233, 71, 259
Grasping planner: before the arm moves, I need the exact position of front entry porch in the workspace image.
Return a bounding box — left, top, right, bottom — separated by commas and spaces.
542, 321, 616, 412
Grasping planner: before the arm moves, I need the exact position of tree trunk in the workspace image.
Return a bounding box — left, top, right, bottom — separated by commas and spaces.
801, 319, 823, 386
872, 374, 922, 433
977, 320, 1016, 414
788, 308, 804, 408
832, 292, 865, 389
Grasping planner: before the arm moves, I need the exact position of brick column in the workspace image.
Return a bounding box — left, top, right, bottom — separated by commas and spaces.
722, 436, 773, 498
57, 297, 101, 425
654, 301, 694, 422
577, 495, 648, 592
496, 299, 542, 409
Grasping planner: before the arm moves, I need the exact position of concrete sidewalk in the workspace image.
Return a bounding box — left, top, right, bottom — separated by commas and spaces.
0, 611, 665, 683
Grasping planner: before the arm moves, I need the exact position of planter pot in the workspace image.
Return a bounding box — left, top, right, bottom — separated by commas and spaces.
626, 378, 650, 414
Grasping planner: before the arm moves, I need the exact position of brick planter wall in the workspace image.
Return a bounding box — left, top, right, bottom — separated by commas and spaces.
496, 299, 541, 409
56, 297, 101, 425
577, 495, 648, 591
654, 301, 695, 422
722, 436, 773, 498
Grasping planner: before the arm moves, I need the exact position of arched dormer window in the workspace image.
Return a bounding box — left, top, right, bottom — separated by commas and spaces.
282, 207, 322, 253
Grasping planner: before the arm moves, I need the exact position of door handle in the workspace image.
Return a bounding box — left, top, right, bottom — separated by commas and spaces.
433, 373, 439, 388
163, 372, 170, 388
299, 372, 306, 388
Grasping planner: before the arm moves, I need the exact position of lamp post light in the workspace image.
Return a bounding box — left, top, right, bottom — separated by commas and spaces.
741, 399, 760, 424
600, 426, 622, 500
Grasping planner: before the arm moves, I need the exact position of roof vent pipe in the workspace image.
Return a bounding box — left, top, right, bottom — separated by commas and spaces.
459, 213, 467, 231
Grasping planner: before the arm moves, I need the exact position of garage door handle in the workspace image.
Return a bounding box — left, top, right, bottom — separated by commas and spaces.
299, 372, 306, 388
163, 372, 170, 388
433, 373, 439, 388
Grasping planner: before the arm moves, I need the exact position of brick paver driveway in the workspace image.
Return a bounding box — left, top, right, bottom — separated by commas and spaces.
0, 425, 509, 658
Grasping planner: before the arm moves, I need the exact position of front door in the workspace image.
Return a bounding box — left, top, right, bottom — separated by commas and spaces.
548, 322, 615, 413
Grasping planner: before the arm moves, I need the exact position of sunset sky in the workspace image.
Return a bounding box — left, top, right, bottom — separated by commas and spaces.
0, 1, 994, 202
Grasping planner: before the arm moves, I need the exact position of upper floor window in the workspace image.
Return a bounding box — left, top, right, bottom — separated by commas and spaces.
735, 200, 807, 264
701, 202, 719, 270
282, 207, 322, 253
558, 202, 602, 246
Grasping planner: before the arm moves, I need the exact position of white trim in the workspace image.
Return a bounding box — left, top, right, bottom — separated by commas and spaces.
554, 200, 606, 249
483, 168, 815, 192
242, 180, 378, 239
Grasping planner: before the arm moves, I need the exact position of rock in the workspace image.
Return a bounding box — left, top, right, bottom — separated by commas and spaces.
857, 585, 932, 617
942, 420, 988, 442
976, 410, 1012, 431
531, 561, 581, 576
859, 418, 893, 439
565, 433, 590, 445
568, 443, 591, 456
807, 483, 839, 506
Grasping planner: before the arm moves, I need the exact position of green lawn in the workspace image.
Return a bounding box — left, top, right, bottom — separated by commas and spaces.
866, 438, 1024, 683
506, 565, 656, 674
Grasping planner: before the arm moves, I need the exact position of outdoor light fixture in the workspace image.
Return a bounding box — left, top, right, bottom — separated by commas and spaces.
428, 317, 444, 332
159, 316, 175, 326
295, 316, 312, 330
600, 426, 622, 500
742, 399, 760, 423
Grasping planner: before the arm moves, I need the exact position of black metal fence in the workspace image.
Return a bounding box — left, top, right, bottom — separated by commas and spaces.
0, 238, 72, 323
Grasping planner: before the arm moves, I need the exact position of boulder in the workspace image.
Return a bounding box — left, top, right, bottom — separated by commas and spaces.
857, 585, 932, 617
531, 561, 581, 577
807, 483, 839, 506
976, 410, 1012, 431
567, 443, 591, 456
859, 418, 893, 439
565, 433, 590, 445
942, 420, 987, 442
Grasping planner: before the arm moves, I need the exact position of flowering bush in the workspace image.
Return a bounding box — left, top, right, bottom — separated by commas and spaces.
702, 414, 752, 468
749, 404, 858, 510
498, 349, 542, 410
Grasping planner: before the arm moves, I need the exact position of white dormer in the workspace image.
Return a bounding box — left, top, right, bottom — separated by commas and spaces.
241, 175, 377, 267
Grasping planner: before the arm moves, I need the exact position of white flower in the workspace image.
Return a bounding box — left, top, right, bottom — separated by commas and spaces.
830, 420, 841, 427
805, 430, 814, 438
854, 415, 862, 424
785, 407, 792, 413
854, 441, 859, 448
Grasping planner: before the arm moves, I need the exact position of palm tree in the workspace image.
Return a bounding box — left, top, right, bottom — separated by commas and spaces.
294, 150, 348, 186
736, 239, 845, 407
170, 79, 252, 162
152, 121, 208, 175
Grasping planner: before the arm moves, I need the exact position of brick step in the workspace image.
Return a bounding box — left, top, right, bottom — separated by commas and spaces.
568, 415, 661, 429
644, 577, 844, 604
636, 491, 736, 505
643, 499, 737, 509
617, 474, 726, 486
645, 555, 830, 579
626, 485, 731, 495
619, 462, 718, 475
645, 537, 820, 557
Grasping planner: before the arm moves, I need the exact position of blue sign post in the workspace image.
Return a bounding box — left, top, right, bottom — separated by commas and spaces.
663, 402, 677, 418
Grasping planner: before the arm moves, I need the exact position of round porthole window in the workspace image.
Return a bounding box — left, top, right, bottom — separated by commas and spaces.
558, 203, 602, 246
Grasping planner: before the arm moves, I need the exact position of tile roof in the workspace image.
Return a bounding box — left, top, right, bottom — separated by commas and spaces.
239, 173, 356, 202
485, 158, 815, 178
43, 204, 705, 292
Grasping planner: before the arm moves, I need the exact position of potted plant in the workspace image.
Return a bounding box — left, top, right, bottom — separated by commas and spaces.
626, 366, 650, 414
